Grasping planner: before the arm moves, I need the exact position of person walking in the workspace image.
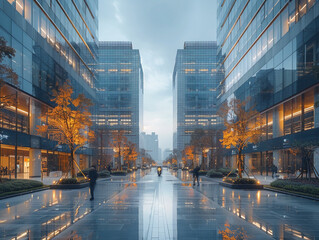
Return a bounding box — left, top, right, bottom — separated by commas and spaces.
88, 165, 98, 201
193, 165, 200, 186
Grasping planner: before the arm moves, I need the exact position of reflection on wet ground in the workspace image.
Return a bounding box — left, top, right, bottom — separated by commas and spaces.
0, 169, 149, 240
0, 169, 317, 239
54, 168, 271, 240
178, 169, 319, 240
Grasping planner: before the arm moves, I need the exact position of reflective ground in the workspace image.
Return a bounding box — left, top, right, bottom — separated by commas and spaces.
0, 169, 318, 239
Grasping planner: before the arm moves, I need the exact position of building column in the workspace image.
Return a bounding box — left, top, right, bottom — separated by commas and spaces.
314, 87, 319, 128
231, 155, 236, 169
29, 149, 41, 178
314, 148, 319, 176
75, 154, 80, 173
273, 150, 280, 169
244, 154, 251, 174
273, 105, 283, 138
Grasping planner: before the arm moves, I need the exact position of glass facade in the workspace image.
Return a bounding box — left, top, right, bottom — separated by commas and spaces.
217, 0, 319, 175
173, 41, 223, 157
96, 41, 143, 161
0, 0, 98, 178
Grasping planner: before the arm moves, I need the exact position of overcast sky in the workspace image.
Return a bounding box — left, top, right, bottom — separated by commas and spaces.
99, 0, 218, 151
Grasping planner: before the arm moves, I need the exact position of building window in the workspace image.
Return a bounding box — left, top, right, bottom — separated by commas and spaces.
284, 100, 292, 135
303, 90, 314, 130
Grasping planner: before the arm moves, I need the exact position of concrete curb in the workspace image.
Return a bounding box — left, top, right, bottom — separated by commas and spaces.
264, 186, 319, 201
219, 182, 264, 189
0, 187, 50, 200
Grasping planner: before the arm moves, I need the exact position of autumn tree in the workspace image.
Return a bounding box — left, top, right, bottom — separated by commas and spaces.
289, 140, 319, 179
190, 129, 213, 170
140, 148, 156, 166
110, 130, 128, 170
0, 37, 18, 110
219, 98, 261, 178
183, 145, 195, 167
123, 141, 139, 168
37, 82, 95, 178
0, 37, 18, 182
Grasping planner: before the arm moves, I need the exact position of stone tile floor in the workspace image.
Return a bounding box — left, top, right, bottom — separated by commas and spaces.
0, 169, 318, 239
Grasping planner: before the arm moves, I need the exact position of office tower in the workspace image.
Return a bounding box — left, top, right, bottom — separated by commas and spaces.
97, 42, 143, 165
0, 0, 98, 177
217, 0, 319, 174
140, 132, 159, 162
173, 41, 222, 159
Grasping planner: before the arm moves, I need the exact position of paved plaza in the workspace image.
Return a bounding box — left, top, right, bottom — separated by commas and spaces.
0, 169, 318, 239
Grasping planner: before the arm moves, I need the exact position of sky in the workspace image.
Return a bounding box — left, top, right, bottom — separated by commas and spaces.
99, 0, 218, 151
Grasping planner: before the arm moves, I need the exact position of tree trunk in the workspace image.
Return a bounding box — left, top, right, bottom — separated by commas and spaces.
201, 153, 205, 170
237, 150, 243, 178
70, 147, 75, 178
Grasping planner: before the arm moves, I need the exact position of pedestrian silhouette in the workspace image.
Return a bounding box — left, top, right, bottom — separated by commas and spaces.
193, 165, 200, 186
88, 165, 98, 200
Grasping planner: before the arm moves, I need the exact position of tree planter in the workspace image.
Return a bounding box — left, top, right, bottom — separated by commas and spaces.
50, 182, 89, 189
219, 181, 263, 189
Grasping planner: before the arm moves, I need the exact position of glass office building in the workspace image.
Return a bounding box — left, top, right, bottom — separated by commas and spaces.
173, 41, 222, 162
96, 41, 143, 166
0, 0, 98, 178
217, 0, 319, 175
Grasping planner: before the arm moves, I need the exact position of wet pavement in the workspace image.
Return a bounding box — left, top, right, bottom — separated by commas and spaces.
0, 169, 318, 239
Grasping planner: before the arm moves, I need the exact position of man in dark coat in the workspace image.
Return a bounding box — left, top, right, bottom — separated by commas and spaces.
88, 165, 98, 200
193, 165, 200, 186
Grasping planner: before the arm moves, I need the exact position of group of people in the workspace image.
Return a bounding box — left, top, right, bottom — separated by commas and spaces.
0, 166, 9, 176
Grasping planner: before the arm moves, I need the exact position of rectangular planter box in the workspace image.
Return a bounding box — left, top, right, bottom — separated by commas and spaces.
219, 182, 263, 189
50, 182, 89, 189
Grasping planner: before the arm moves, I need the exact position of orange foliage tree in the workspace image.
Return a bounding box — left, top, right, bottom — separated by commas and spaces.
219, 98, 261, 178
184, 145, 195, 167
110, 130, 128, 170
0, 37, 18, 109
37, 82, 95, 178
123, 141, 139, 168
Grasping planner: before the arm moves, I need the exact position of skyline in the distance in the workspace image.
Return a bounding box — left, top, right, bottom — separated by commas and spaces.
99, 0, 218, 150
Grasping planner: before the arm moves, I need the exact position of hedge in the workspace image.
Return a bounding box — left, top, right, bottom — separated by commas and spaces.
111, 170, 127, 176
0, 179, 43, 194
270, 179, 319, 196
217, 168, 237, 177
98, 170, 110, 178
206, 170, 223, 178
224, 177, 257, 185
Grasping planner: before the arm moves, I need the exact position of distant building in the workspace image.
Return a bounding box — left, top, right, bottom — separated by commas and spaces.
162, 149, 172, 161
140, 132, 159, 162
158, 148, 162, 162
173, 41, 223, 158
97, 42, 143, 164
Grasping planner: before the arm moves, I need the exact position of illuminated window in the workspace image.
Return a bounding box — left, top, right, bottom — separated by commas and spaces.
16, 0, 23, 15
121, 69, 132, 72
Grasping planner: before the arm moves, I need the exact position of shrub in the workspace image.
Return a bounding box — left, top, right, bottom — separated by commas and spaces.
198, 170, 208, 176
111, 170, 127, 176
207, 170, 223, 178
98, 170, 110, 178
77, 168, 90, 177
59, 178, 78, 184
0, 179, 43, 194
224, 177, 257, 185
271, 179, 319, 196
217, 168, 237, 177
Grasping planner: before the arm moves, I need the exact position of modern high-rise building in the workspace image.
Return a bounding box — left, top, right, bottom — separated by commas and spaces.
173, 41, 222, 156
96, 42, 143, 164
0, 0, 98, 178
140, 132, 159, 162
217, 0, 319, 175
